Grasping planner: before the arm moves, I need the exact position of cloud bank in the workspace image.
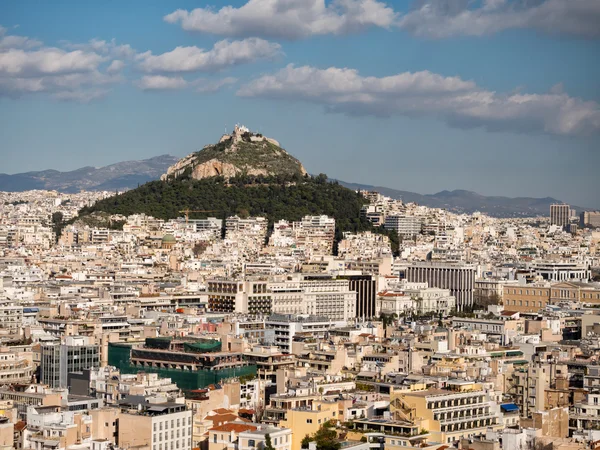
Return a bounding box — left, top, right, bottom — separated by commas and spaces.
165, 0, 600, 39
399, 0, 600, 39
238, 65, 600, 136
136, 38, 281, 73
0, 30, 129, 101
164, 0, 398, 39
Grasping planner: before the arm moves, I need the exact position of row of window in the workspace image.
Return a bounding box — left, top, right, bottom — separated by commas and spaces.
505, 299, 546, 307
153, 438, 191, 450
153, 417, 192, 431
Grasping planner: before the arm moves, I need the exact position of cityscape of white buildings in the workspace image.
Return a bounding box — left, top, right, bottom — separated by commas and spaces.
0, 188, 598, 449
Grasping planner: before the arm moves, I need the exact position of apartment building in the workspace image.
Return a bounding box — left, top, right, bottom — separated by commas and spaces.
392, 381, 502, 445
385, 214, 422, 237
292, 215, 335, 255
0, 349, 34, 386
0, 302, 23, 338
207, 279, 271, 315
581, 211, 600, 228
118, 402, 193, 450
209, 423, 291, 450
279, 401, 337, 450
265, 314, 336, 353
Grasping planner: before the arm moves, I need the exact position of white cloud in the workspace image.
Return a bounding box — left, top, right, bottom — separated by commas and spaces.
164, 0, 398, 39
136, 38, 281, 73
136, 75, 189, 90
238, 64, 600, 136
0, 29, 123, 101
0, 48, 104, 77
398, 0, 600, 38
63, 38, 136, 59
0, 34, 42, 50
107, 60, 125, 74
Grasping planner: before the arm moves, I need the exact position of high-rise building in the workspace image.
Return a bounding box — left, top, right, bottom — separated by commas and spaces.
406, 262, 475, 310
581, 211, 600, 228
550, 204, 570, 227
41, 336, 99, 388
338, 274, 377, 319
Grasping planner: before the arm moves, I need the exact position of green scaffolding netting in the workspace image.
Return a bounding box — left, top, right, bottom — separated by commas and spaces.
108, 343, 256, 392
145, 337, 172, 349
183, 340, 221, 353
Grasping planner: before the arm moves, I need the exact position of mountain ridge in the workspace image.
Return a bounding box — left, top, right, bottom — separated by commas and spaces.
0, 155, 179, 193
336, 180, 586, 218
0, 155, 587, 218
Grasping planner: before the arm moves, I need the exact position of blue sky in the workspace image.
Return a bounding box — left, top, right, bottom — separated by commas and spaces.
1, 0, 599, 207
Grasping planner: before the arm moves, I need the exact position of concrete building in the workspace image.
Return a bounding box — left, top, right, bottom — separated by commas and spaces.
265, 314, 337, 353
406, 262, 476, 310
279, 400, 337, 450
40, 336, 100, 388
385, 214, 422, 237
503, 284, 551, 313
391, 381, 502, 445
581, 211, 600, 228
550, 204, 570, 227
338, 274, 377, 320
118, 402, 193, 450
531, 262, 591, 282
207, 279, 271, 315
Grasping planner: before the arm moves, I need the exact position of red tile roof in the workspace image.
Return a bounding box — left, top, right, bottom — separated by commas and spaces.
210, 423, 257, 433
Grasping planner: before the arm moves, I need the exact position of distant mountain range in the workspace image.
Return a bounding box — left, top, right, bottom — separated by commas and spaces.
0, 154, 584, 217
0, 155, 178, 193
337, 181, 584, 218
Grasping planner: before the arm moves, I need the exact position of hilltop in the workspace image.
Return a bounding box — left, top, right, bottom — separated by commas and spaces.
77, 126, 391, 247
162, 125, 307, 182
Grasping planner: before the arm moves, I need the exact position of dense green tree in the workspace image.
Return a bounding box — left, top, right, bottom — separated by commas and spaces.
78, 175, 399, 252
264, 434, 275, 450
51, 212, 65, 242
300, 425, 340, 450
379, 312, 398, 329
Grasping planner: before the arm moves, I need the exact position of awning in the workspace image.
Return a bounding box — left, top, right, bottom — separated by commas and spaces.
501, 403, 519, 412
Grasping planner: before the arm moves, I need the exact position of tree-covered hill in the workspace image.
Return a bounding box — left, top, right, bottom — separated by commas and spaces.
79, 173, 399, 251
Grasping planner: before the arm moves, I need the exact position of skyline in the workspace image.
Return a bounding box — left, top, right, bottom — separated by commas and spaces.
1, 0, 599, 207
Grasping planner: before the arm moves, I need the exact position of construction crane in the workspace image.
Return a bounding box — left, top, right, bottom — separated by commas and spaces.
179, 209, 218, 224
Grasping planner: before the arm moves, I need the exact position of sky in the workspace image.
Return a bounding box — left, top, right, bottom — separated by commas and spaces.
0, 0, 599, 208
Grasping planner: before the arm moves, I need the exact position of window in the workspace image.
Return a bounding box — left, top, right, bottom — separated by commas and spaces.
213, 435, 217, 443
307, 419, 312, 424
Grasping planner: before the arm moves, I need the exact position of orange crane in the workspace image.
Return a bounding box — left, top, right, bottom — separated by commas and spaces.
179, 209, 218, 224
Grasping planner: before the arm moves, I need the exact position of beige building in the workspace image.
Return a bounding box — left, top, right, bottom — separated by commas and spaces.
391, 381, 502, 445
503, 284, 551, 313
279, 400, 337, 450
118, 403, 192, 450
209, 422, 291, 450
